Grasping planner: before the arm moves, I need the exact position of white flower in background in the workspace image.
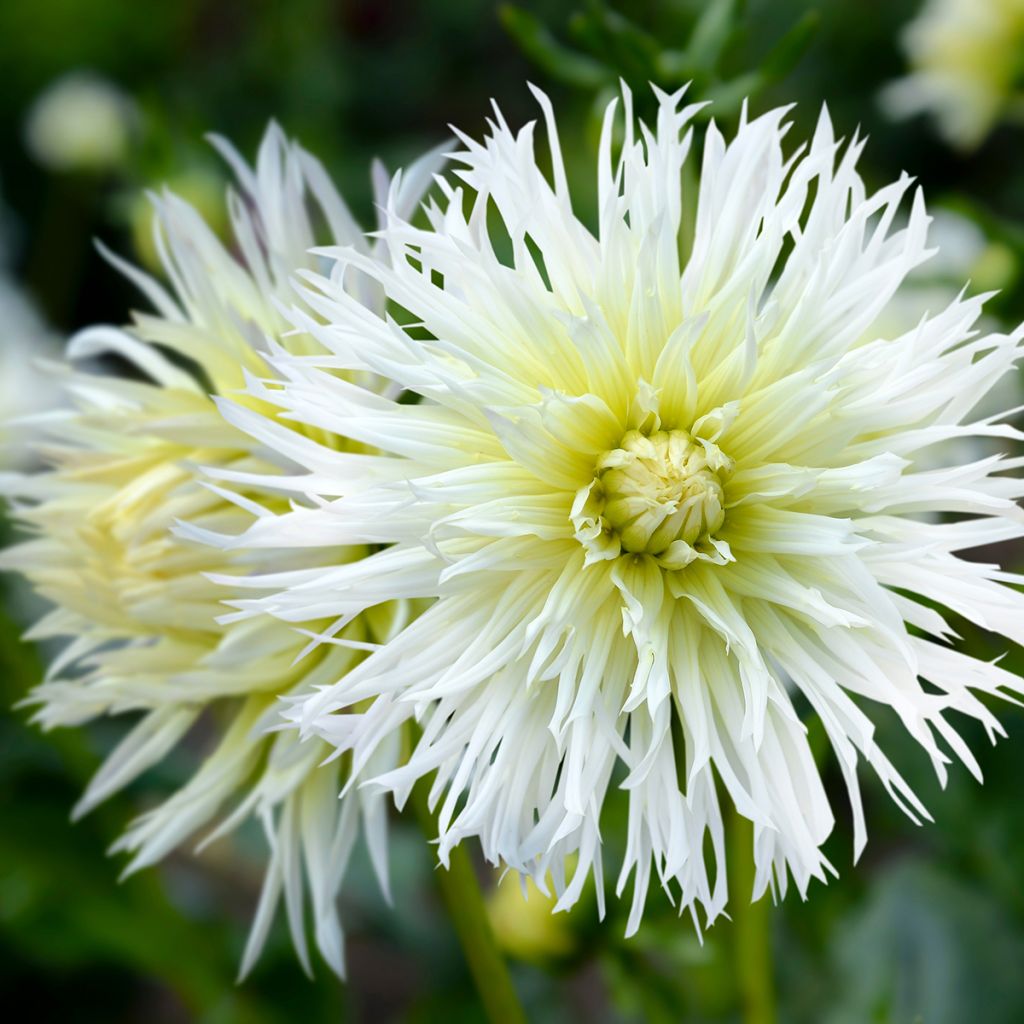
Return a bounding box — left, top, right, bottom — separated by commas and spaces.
1, 127, 442, 976
24, 70, 137, 172
882, 0, 1024, 150
205, 87, 1024, 935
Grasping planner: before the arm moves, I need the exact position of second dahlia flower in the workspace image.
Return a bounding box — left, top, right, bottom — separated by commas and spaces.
204, 87, 1024, 934
1, 125, 441, 975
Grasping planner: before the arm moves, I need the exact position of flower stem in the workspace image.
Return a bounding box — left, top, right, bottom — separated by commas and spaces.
409, 778, 527, 1024
728, 807, 777, 1024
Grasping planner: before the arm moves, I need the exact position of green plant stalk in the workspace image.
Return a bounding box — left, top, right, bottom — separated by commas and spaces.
409, 774, 527, 1024
728, 806, 777, 1024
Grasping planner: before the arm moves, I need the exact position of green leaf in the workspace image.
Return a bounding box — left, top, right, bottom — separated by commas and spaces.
684, 0, 740, 74
568, 3, 662, 84
700, 71, 763, 117
757, 9, 819, 86
498, 5, 609, 89
698, 10, 818, 117
826, 859, 1024, 1024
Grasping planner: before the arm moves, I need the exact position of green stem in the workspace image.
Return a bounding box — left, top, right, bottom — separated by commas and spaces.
728, 807, 776, 1024
26, 175, 96, 328
409, 778, 527, 1024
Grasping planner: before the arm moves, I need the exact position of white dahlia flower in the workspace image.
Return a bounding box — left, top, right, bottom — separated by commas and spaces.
882, 0, 1024, 150
1, 125, 442, 976
203, 87, 1024, 935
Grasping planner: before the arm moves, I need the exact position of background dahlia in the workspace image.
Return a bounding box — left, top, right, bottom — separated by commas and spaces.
1, 125, 441, 977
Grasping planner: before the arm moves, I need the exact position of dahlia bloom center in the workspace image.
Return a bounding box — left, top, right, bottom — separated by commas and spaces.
572, 427, 733, 569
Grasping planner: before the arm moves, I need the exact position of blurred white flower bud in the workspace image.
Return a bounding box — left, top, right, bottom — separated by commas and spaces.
24, 71, 137, 173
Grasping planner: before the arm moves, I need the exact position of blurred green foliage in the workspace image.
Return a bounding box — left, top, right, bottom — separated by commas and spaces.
3, 1, 1024, 1021
500, 0, 818, 118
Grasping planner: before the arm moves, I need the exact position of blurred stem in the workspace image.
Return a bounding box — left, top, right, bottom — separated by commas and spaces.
728, 807, 776, 1024
408, 764, 526, 1024
26, 175, 97, 328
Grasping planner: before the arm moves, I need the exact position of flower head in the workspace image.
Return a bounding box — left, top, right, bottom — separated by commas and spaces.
882, 0, 1024, 150
205, 87, 1024, 934
1, 125, 442, 976
25, 70, 138, 172
573, 425, 732, 567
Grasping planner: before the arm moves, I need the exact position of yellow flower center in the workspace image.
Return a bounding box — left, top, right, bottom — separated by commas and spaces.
572, 429, 734, 569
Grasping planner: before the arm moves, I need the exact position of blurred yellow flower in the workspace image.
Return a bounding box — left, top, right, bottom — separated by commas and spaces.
883, 0, 1024, 150
128, 167, 228, 272
488, 872, 576, 963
